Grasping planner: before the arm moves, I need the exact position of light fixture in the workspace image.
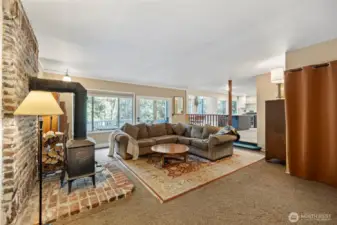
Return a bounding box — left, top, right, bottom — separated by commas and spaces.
270, 68, 284, 99
14, 91, 64, 225
63, 69, 71, 82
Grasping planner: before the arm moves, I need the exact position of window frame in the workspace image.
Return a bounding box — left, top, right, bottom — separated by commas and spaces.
136, 96, 172, 124
87, 90, 135, 133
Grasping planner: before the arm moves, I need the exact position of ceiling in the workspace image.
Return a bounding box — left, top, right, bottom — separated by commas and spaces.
23, 0, 337, 95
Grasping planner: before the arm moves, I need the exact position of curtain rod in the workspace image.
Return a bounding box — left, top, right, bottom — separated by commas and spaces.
287, 62, 332, 73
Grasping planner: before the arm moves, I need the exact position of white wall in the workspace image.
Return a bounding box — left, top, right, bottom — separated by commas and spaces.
256, 73, 278, 149
286, 37, 337, 70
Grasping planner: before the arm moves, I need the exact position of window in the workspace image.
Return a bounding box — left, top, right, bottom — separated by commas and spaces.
197, 97, 206, 114
137, 97, 170, 124
232, 101, 237, 114
87, 93, 133, 132
217, 100, 226, 114
188, 97, 194, 114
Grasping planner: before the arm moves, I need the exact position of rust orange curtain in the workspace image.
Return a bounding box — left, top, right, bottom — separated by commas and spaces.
285, 61, 337, 188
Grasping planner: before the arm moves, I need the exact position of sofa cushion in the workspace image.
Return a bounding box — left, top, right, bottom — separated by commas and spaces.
135, 123, 149, 139
202, 125, 220, 139
172, 123, 185, 136
137, 138, 156, 148
166, 123, 174, 135
191, 125, 204, 138
191, 139, 209, 151
177, 136, 194, 145
184, 124, 192, 137
152, 135, 178, 144
147, 124, 167, 137
123, 123, 140, 139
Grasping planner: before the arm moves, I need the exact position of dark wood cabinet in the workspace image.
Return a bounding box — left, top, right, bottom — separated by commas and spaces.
265, 99, 286, 162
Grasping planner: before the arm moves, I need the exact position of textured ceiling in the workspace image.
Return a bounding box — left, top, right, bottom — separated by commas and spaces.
23, 0, 337, 95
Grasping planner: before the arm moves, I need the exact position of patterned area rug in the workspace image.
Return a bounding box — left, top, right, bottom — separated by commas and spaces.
120, 149, 264, 203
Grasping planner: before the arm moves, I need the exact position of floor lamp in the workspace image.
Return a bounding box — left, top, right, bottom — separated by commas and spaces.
14, 91, 64, 225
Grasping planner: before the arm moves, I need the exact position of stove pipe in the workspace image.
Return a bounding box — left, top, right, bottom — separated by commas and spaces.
29, 77, 87, 139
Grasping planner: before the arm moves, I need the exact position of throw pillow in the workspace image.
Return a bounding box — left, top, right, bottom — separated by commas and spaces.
147, 124, 167, 137
135, 123, 148, 139
184, 124, 192, 137
172, 123, 185, 136
202, 125, 220, 139
191, 125, 204, 139
123, 123, 140, 139
166, 123, 174, 135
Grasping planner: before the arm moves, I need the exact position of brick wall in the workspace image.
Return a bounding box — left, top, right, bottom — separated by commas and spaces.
2, 0, 39, 224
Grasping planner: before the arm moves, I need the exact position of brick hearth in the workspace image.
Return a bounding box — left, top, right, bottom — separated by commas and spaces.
16, 163, 135, 225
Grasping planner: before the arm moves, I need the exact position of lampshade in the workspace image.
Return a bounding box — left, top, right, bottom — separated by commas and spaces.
14, 91, 64, 116
270, 68, 284, 84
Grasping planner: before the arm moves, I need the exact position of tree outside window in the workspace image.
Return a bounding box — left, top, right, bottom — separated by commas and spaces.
197, 97, 206, 114
87, 95, 133, 131
217, 100, 226, 115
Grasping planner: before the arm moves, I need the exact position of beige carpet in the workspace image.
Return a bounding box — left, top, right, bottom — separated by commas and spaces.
120, 149, 264, 202
54, 149, 337, 225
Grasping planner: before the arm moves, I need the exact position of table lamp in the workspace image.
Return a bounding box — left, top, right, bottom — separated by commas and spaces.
14, 91, 64, 225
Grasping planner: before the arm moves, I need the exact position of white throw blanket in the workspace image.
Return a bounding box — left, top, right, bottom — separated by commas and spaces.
109, 130, 139, 160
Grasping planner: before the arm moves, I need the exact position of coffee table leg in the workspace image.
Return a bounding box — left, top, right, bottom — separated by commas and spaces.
184, 153, 188, 162
161, 154, 165, 168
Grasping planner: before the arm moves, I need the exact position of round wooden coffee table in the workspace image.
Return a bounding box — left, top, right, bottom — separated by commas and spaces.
151, 144, 189, 168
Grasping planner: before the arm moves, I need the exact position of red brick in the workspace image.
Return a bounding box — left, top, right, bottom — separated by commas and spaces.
90, 196, 99, 208
79, 191, 88, 200
88, 190, 97, 197
98, 193, 108, 204
70, 203, 80, 215
58, 206, 69, 218
104, 187, 112, 192
69, 195, 78, 203
48, 201, 57, 208
59, 195, 68, 204
49, 194, 58, 203
44, 207, 57, 224
80, 198, 90, 210
115, 188, 125, 199
107, 178, 115, 184
96, 187, 104, 193
69, 192, 77, 199
106, 191, 116, 202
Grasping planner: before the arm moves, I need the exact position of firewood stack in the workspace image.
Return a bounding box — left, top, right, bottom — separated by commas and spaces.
42, 131, 65, 173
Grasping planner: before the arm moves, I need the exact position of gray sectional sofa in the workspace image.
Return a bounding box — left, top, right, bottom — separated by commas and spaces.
114, 123, 237, 161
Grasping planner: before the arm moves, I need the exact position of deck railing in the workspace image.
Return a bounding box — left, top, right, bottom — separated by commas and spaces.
87, 119, 133, 131
187, 114, 228, 127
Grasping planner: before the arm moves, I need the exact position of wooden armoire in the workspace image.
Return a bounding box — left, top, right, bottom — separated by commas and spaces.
265, 99, 286, 162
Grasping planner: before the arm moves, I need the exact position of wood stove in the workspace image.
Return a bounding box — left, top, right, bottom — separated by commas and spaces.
66, 138, 96, 193
29, 77, 96, 193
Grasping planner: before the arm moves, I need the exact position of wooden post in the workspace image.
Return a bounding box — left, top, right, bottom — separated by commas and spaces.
228, 80, 232, 126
